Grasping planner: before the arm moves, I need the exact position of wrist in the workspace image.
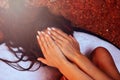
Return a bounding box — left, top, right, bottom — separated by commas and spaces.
73, 52, 84, 62
56, 59, 69, 69
57, 59, 72, 70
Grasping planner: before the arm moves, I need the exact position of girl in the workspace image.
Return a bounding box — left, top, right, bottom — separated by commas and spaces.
0, 5, 120, 79
37, 28, 120, 80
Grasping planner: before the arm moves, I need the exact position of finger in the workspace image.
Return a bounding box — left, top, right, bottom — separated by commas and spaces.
54, 40, 62, 49
47, 30, 67, 48
37, 31, 48, 55
44, 33, 56, 48
44, 34, 51, 48
48, 30, 63, 46
48, 29, 65, 41
69, 35, 78, 42
52, 27, 68, 38
69, 35, 80, 52
48, 27, 70, 41
46, 31, 63, 49
40, 31, 49, 48
37, 58, 48, 65
37, 33, 42, 49
69, 35, 79, 46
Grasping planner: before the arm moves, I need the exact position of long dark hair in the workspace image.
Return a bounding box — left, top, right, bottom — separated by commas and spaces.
0, 7, 73, 71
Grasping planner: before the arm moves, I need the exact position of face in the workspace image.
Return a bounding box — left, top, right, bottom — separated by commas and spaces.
0, 31, 4, 44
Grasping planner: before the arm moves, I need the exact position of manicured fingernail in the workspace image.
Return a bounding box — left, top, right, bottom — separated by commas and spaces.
51, 27, 56, 30
41, 31, 45, 34
37, 58, 40, 61
37, 31, 41, 35
47, 31, 51, 35
36, 35, 39, 39
47, 27, 51, 31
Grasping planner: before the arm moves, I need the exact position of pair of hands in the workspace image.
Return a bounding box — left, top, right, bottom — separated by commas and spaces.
37, 27, 81, 68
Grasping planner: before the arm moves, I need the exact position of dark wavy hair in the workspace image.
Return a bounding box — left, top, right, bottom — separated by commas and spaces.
0, 7, 73, 71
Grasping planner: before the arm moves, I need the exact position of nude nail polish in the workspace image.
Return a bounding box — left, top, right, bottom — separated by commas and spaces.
36, 35, 39, 39
47, 27, 51, 31
41, 31, 45, 34
51, 27, 56, 30
37, 31, 41, 35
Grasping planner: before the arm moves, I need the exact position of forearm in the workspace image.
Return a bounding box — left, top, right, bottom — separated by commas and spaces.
57, 60, 93, 80
73, 54, 112, 80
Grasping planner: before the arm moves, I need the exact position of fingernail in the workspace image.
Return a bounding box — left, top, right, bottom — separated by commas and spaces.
37, 58, 40, 61
47, 27, 51, 31
41, 31, 45, 34
37, 31, 41, 35
51, 27, 56, 30
47, 31, 51, 35
36, 35, 39, 39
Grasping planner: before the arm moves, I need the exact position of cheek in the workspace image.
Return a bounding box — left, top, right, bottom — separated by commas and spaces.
0, 31, 4, 43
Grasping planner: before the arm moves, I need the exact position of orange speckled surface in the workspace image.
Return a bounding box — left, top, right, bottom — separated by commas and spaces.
35, 0, 120, 48
0, 0, 120, 48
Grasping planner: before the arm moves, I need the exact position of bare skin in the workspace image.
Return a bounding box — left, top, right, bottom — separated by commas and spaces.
37, 28, 120, 80
37, 31, 92, 80
90, 47, 120, 80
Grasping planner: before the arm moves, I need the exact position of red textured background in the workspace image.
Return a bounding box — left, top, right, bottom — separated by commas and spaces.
35, 0, 120, 48
0, 0, 120, 48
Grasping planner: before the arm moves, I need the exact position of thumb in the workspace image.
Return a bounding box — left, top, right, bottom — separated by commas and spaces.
37, 58, 48, 65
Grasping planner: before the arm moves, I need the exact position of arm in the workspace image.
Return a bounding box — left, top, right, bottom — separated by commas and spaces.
58, 60, 93, 80
37, 31, 92, 80
48, 27, 112, 80
73, 53, 112, 80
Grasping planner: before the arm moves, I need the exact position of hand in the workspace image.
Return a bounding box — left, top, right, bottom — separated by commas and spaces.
37, 31, 67, 68
47, 27, 81, 62
37, 29, 93, 80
